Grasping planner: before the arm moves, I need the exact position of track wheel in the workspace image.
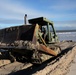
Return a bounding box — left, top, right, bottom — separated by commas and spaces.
32, 49, 42, 64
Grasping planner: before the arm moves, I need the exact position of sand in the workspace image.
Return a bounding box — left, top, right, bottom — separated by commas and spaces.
67, 55, 76, 75
0, 52, 11, 66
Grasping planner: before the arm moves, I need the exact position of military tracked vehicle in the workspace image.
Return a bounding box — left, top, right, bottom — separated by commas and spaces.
0, 16, 61, 64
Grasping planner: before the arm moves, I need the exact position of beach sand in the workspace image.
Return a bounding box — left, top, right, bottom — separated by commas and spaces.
67, 55, 76, 75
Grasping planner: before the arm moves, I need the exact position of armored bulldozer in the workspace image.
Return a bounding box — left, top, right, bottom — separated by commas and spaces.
0, 17, 61, 64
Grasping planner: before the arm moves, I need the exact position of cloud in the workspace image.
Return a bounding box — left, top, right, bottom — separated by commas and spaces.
54, 20, 76, 28
0, 0, 66, 26
0, 0, 53, 28
0, 0, 76, 29
54, 20, 76, 30
1, 0, 75, 22
49, 0, 76, 11
0, 0, 52, 20
0, 18, 23, 24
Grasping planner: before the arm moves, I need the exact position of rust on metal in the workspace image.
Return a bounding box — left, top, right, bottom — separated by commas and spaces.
40, 44, 57, 56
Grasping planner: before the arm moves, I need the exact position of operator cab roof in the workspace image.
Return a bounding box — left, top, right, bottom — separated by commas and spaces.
28, 17, 53, 26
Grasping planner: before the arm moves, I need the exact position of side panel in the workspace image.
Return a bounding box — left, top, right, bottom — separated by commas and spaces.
0, 25, 35, 44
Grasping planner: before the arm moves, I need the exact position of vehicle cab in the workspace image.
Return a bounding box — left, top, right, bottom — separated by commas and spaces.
29, 17, 59, 43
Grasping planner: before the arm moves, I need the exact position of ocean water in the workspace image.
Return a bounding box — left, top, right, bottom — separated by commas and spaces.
57, 32, 76, 41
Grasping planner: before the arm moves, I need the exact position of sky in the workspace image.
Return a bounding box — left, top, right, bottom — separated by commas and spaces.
0, 0, 76, 30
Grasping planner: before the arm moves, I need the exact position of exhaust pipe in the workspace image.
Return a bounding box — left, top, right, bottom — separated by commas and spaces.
24, 14, 27, 25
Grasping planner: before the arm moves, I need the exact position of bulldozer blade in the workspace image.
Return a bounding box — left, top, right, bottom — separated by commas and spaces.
39, 44, 57, 56
32, 24, 39, 44
31, 24, 57, 56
